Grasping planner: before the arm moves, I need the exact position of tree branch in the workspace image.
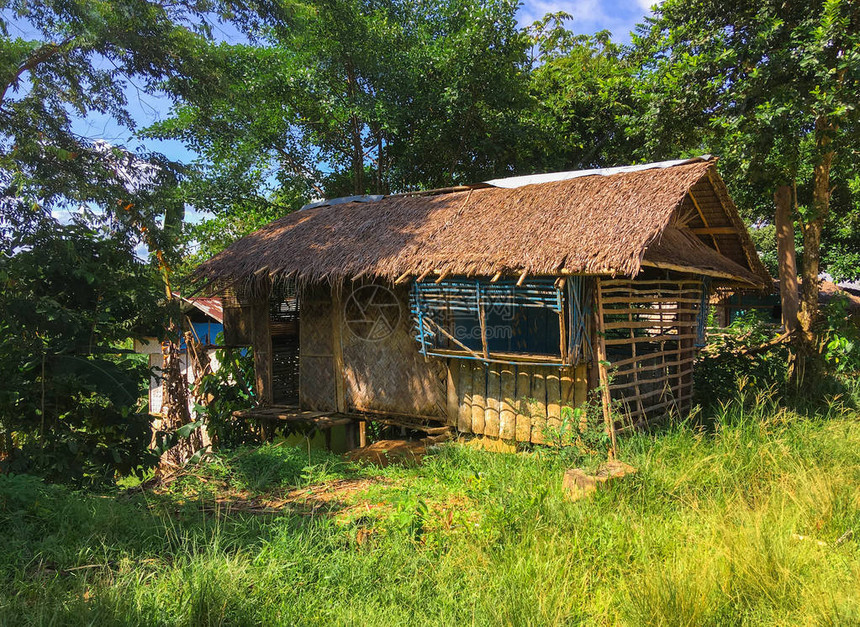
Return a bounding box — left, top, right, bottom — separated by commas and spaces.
1, 37, 76, 104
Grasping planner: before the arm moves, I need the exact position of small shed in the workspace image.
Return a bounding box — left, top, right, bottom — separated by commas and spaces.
194, 157, 769, 442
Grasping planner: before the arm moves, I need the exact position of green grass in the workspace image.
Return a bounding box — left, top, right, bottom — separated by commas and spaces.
1, 393, 859, 626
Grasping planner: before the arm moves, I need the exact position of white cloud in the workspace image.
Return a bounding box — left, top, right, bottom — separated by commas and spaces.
517, 0, 654, 42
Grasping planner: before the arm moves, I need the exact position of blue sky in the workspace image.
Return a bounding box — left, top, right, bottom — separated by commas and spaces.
518, 0, 653, 41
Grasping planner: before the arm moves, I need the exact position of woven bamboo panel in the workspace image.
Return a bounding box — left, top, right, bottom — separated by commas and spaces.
600, 278, 704, 424
299, 285, 336, 411
453, 361, 588, 443
300, 356, 337, 411
342, 283, 445, 418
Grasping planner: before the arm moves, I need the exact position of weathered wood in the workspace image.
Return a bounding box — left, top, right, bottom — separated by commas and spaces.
458, 360, 473, 433
641, 260, 750, 283
251, 295, 273, 406
330, 289, 347, 414
688, 226, 739, 236
478, 303, 490, 359
605, 333, 697, 346
484, 367, 501, 438
560, 367, 574, 405
603, 300, 701, 313
515, 365, 532, 442
546, 369, 561, 432
446, 360, 459, 427
499, 365, 516, 440
604, 320, 696, 330
610, 356, 696, 382
594, 278, 617, 458
470, 362, 486, 435
573, 364, 588, 407
530, 368, 547, 444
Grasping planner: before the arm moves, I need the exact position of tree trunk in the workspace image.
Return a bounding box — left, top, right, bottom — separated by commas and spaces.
774, 184, 799, 333
798, 117, 834, 346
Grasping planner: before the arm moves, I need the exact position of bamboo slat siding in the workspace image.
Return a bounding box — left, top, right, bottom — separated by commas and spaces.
598, 279, 703, 425
451, 360, 589, 443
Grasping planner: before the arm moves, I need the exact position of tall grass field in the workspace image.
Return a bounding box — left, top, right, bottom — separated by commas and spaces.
1, 392, 858, 625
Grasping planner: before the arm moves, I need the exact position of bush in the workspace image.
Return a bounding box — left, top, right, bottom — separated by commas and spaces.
694, 311, 789, 408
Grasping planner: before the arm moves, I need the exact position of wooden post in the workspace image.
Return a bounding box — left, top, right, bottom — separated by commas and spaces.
470, 363, 486, 435
331, 286, 347, 414
499, 365, 516, 440
447, 360, 459, 428
458, 360, 474, 433
251, 289, 273, 441
594, 278, 617, 459
251, 293, 273, 406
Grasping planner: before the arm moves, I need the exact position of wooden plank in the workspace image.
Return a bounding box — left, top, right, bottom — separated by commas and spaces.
330, 289, 347, 414
688, 226, 739, 235
515, 365, 532, 442
499, 365, 516, 440
605, 333, 697, 346
612, 356, 696, 379
573, 364, 588, 407
560, 367, 574, 405
604, 320, 696, 330
458, 360, 473, 433
595, 278, 617, 457
446, 360, 459, 427
602, 297, 703, 305
601, 279, 703, 287
484, 366, 501, 438
251, 295, 273, 405
470, 362, 486, 435
530, 367, 547, 444
546, 369, 561, 432
641, 260, 752, 284
612, 348, 689, 369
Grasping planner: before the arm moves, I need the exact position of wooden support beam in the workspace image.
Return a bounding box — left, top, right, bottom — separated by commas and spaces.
251, 292, 273, 408
516, 269, 528, 286
446, 360, 459, 428
688, 189, 721, 253
331, 288, 347, 414
394, 271, 411, 284
490, 271, 503, 283
688, 226, 740, 236
416, 269, 432, 282
434, 269, 451, 283
640, 260, 756, 284
594, 278, 617, 459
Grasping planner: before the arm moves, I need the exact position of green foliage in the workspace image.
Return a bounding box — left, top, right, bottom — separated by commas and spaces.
544, 391, 612, 459
0, 219, 163, 485
195, 344, 259, 449
523, 14, 637, 170
821, 296, 860, 374
630, 0, 860, 284
694, 312, 790, 408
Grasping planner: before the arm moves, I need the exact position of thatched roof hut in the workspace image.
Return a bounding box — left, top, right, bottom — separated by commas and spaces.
196, 157, 768, 291
198, 157, 769, 449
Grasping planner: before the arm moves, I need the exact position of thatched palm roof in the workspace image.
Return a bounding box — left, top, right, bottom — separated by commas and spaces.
195, 157, 769, 290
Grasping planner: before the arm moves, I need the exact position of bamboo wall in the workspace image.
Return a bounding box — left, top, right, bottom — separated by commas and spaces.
342, 285, 446, 418
597, 278, 703, 425
299, 284, 338, 411
448, 360, 589, 443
